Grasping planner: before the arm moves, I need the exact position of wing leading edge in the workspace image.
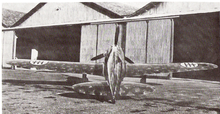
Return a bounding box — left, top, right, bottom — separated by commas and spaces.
7, 59, 103, 76
126, 62, 218, 77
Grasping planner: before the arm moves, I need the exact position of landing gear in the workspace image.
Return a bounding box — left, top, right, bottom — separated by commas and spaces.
82, 73, 89, 82
111, 98, 116, 104
11, 65, 16, 70
140, 75, 146, 83
66, 73, 89, 85
167, 73, 172, 80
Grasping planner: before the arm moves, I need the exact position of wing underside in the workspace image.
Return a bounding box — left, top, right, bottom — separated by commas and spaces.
7, 59, 103, 76
126, 62, 218, 77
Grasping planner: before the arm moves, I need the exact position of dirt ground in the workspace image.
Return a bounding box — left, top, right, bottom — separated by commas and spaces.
2, 69, 220, 114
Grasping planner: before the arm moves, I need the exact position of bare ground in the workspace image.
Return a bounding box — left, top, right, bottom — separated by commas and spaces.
2, 69, 220, 114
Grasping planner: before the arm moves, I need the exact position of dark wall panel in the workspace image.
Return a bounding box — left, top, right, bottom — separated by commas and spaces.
174, 12, 220, 80
16, 25, 81, 62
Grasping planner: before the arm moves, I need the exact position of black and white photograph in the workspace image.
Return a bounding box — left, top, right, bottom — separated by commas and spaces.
2, 2, 220, 113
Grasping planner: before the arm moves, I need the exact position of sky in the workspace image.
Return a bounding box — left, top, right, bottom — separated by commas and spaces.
2, 2, 149, 13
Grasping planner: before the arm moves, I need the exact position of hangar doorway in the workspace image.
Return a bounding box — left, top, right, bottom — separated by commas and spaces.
173, 12, 220, 80
15, 25, 81, 62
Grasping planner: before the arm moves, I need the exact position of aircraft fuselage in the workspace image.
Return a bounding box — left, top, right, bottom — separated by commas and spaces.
104, 45, 126, 103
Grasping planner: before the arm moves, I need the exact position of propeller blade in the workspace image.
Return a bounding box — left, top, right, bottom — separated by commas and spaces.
91, 53, 105, 61
114, 24, 119, 46
125, 57, 134, 64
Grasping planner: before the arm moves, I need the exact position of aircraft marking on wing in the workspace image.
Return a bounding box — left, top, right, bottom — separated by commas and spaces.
30, 60, 49, 65
180, 62, 198, 68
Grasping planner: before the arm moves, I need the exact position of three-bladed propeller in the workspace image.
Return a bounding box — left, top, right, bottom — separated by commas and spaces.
91, 24, 134, 64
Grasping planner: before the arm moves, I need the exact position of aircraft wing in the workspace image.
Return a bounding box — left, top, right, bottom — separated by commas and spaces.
126, 62, 218, 77
7, 59, 103, 76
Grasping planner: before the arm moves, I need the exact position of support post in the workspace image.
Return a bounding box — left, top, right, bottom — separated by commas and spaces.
30, 49, 38, 70
11, 32, 17, 70
31, 49, 38, 60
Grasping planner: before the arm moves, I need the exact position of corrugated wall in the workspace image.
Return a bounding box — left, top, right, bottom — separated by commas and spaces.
125, 21, 147, 63
97, 24, 116, 63
80, 23, 126, 63
80, 25, 97, 63
147, 19, 173, 63
125, 19, 173, 64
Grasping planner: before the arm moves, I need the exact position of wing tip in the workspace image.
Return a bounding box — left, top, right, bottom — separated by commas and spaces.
181, 62, 218, 70
212, 64, 218, 69
201, 63, 218, 69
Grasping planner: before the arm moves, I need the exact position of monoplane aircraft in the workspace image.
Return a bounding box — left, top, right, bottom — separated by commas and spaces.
7, 24, 218, 103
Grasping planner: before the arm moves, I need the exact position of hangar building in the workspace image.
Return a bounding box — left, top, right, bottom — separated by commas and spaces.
2, 2, 220, 80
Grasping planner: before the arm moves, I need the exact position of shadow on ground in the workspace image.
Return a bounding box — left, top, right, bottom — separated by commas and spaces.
2, 79, 72, 86
58, 92, 132, 103
174, 69, 220, 82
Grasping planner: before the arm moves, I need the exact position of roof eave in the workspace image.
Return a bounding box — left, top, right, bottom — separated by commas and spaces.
12, 3, 46, 27
81, 2, 123, 18
2, 23, 8, 28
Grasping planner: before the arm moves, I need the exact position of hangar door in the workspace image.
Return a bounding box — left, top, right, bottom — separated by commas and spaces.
80, 19, 174, 66
126, 19, 174, 64
80, 23, 126, 63
147, 19, 173, 64
80, 25, 97, 63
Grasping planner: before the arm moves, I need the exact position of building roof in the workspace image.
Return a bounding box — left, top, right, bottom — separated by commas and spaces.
12, 2, 139, 27
129, 2, 161, 17
12, 3, 46, 27
92, 2, 138, 16
2, 8, 25, 27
